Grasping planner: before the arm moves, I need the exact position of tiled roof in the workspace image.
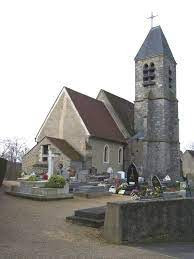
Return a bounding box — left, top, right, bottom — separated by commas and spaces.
102, 90, 134, 136
47, 137, 82, 161
135, 26, 176, 63
66, 87, 126, 143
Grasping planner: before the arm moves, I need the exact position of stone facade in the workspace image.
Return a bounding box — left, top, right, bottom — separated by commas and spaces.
134, 55, 180, 181
36, 91, 88, 157
22, 137, 82, 174
88, 138, 124, 174
36, 92, 66, 142
24, 89, 125, 175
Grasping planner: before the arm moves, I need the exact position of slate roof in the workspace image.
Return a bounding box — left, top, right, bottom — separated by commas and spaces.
66, 87, 126, 143
135, 26, 176, 63
46, 136, 82, 161
101, 90, 134, 136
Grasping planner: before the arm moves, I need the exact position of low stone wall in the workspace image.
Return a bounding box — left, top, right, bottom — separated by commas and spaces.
104, 198, 194, 244
6, 180, 72, 200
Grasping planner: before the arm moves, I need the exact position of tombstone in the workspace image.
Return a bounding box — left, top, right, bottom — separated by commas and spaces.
77, 170, 89, 183
138, 177, 144, 183
107, 167, 114, 178
116, 171, 125, 180
152, 175, 163, 193
89, 167, 97, 175
126, 162, 139, 187
48, 150, 59, 178
163, 175, 171, 182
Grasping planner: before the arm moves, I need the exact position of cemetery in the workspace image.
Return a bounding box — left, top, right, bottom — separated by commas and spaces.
5, 162, 194, 243
2, 21, 194, 253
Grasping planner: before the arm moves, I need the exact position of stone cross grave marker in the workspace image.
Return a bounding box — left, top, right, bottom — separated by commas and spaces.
48, 150, 59, 178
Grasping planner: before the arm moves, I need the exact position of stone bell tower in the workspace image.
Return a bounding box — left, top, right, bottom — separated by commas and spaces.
134, 26, 180, 181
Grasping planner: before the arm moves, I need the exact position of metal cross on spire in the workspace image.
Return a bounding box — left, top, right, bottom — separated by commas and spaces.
147, 12, 158, 28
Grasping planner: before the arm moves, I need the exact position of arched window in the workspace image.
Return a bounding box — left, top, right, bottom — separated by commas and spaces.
118, 147, 123, 164
143, 62, 155, 86
103, 145, 109, 163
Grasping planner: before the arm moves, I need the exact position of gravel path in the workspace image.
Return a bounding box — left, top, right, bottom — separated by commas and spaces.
0, 182, 182, 258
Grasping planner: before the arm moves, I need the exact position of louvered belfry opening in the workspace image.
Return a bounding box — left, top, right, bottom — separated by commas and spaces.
143, 62, 155, 86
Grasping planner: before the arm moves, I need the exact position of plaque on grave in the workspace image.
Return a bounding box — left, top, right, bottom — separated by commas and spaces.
126, 162, 139, 187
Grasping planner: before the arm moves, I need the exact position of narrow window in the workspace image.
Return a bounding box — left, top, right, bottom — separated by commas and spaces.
43, 145, 48, 155
42, 145, 48, 162
149, 62, 155, 81
169, 68, 172, 88
143, 63, 155, 86
103, 145, 109, 163
118, 147, 123, 164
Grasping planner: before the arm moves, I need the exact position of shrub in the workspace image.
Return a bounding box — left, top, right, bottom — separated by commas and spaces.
45, 175, 66, 188
27, 175, 38, 181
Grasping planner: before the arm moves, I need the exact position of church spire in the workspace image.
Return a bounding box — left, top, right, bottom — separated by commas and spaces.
135, 26, 176, 63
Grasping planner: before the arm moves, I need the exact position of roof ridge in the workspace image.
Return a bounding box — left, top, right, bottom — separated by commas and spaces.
101, 89, 133, 105
65, 87, 103, 104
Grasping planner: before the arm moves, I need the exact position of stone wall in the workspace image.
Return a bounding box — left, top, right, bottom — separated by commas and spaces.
134, 55, 180, 180
36, 91, 88, 158
104, 198, 194, 244
88, 138, 124, 174
62, 96, 88, 157
22, 138, 73, 174
37, 92, 66, 142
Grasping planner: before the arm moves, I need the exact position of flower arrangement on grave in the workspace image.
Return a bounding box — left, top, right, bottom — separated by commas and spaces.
27, 175, 38, 181
152, 186, 162, 197
45, 175, 66, 188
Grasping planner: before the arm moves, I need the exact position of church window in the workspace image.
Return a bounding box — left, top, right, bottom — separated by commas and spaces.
118, 147, 123, 164
42, 145, 48, 162
169, 68, 172, 88
143, 63, 149, 69
103, 145, 109, 163
143, 63, 155, 86
43, 145, 48, 155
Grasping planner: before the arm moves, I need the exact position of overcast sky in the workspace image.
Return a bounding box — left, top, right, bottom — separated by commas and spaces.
0, 0, 193, 151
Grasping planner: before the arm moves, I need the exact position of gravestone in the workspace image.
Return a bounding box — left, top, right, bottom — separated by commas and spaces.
66, 206, 106, 227
127, 162, 139, 187
77, 170, 89, 183
48, 150, 59, 178
107, 167, 114, 179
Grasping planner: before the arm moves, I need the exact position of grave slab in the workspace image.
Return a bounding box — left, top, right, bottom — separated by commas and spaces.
66, 206, 106, 228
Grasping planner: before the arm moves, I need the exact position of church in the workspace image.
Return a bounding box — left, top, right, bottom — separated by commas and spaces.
22, 25, 180, 181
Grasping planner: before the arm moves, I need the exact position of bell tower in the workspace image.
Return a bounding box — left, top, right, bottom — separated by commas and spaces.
134, 26, 180, 180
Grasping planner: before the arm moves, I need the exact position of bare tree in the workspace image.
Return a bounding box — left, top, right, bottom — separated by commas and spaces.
0, 137, 28, 162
